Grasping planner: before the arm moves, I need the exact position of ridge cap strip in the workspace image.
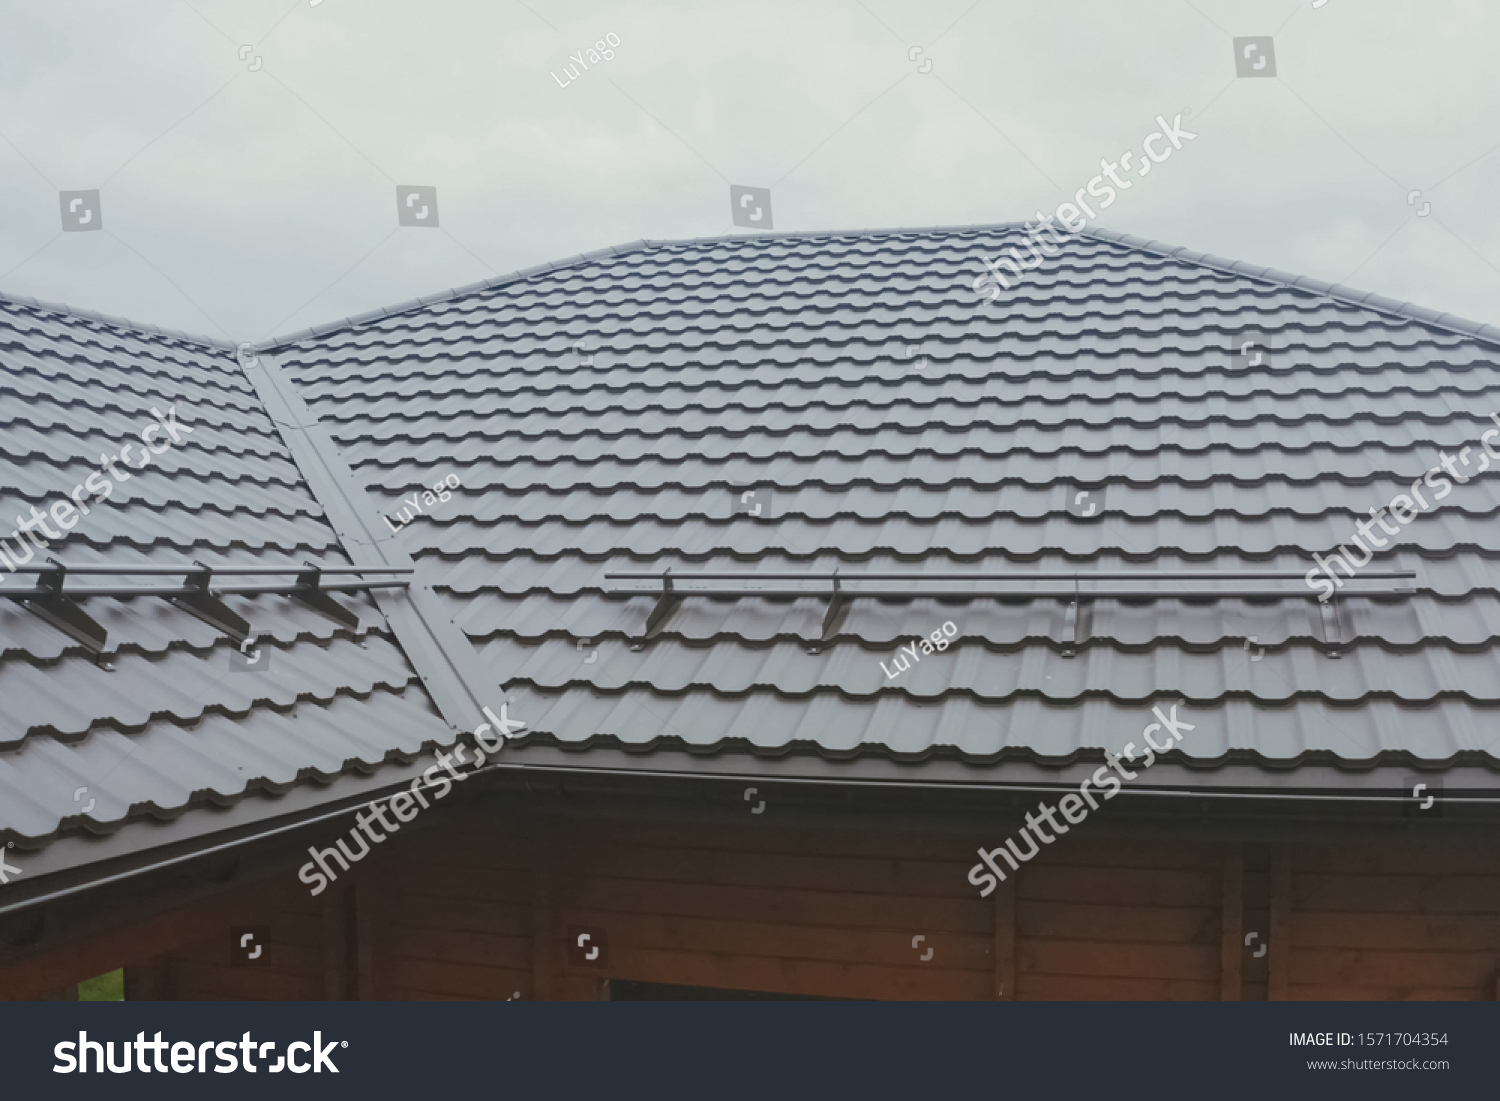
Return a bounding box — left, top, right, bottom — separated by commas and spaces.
239, 349, 502, 734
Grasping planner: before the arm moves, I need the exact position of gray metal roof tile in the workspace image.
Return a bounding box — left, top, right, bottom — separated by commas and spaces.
270, 226, 1500, 774
10, 224, 1500, 852
499, 685, 1500, 763
0, 294, 452, 852
0, 685, 448, 844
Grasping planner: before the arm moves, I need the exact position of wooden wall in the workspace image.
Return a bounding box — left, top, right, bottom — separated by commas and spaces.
555, 819, 993, 1000
6, 812, 1500, 1002
378, 813, 535, 1000
1014, 840, 1222, 1000
1287, 845, 1500, 1000
144, 879, 328, 1001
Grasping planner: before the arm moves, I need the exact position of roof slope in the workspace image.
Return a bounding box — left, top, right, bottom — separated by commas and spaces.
0, 293, 452, 861
261, 224, 1500, 781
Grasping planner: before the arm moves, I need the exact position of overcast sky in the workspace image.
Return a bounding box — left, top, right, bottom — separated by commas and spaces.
1, 0, 1496, 343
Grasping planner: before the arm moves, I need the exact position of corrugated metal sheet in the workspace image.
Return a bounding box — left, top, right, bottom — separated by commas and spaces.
264, 224, 1500, 774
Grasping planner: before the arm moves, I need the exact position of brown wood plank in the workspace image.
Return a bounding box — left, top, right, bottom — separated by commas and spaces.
124, 958, 170, 1001
390, 864, 531, 904
1221, 844, 1243, 1001
558, 909, 992, 970
569, 843, 976, 897
564, 877, 992, 933
166, 962, 321, 1001
558, 974, 601, 1000
1020, 939, 1220, 981
588, 820, 966, 862
390, 959, 529, 1000
1294, 846, 1500, 876
1294, 874, 1500, 914
1017, 900, 1217, 944
321, 886, 351, 1001
1019, 865, 1218, 908
1294, 911, 1500, 951
389, 926, 532, 971
1016, 973, 1218, 1000
384, 988, 485, 1001
994, 876, 1015, 1000
1290, 947, 1500, 990
532, 821, 559, 1000
1269, 845, 1291, 1001
355, 872, 383, 1001
593, 946, 989, 1001
408, 832, 533, 873
388, 894, 531, 937
1025, 842, 1221, 871
1285, 983, 1483, 1002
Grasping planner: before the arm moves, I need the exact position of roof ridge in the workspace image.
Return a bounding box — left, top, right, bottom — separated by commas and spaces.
0, 286, 235, 351
256, 222, 1038, 350
13, 220, 1497, 353
259, 238, 659, 351
1082, 226, 1500, 348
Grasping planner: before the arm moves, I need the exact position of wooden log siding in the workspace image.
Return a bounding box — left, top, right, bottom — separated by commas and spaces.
1013, 840, 1223, 1001
554, 821, 992, 1001
1287, 844, 1500, 1001
8, 814, 1500, 1003
382, 816, 534, 1001
155, 880, 328, 1001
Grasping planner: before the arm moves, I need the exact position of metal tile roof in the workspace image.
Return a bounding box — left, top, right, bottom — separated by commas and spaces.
260, 223, 1500, 777
0, 293, 451, 855
6, 218, 1499, 873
